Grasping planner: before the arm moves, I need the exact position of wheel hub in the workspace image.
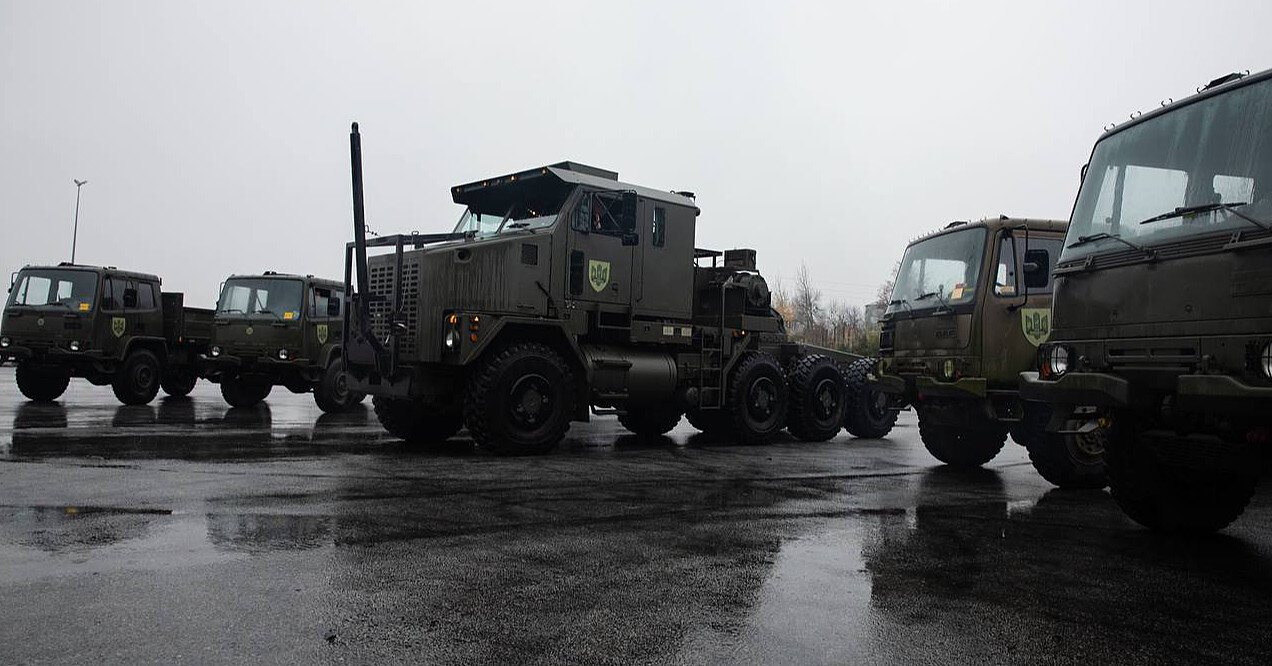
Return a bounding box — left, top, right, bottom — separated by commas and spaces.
510, 374, 551, 428
749, 377, 777, 419
813, 378, 838, 419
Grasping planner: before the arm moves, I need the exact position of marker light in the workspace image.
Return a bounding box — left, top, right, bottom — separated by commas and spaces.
69, 340, 81, 352
1262, 342, 1272, 379
0, 337, 9, 348
1049, 346, 1070, 377
278, 348, 289, 360
210, 346, 221, 357
941, 359, 956, 380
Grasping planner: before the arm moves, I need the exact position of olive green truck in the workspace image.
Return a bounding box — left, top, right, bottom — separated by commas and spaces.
339, 124, 859, 455
1021, 69, 1272, 533
202, 272, 364, 412
1, 263, 211, 405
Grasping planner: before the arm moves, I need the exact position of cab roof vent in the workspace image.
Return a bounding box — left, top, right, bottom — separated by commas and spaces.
1200, 71, 1248, 92
944, 220, 968, 229
548, 162, 618, 181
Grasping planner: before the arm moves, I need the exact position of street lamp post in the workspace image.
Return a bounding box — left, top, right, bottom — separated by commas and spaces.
71, 179, 87, 264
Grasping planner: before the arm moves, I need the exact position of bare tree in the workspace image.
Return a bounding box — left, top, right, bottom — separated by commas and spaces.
843, 304, 864, 350
874, 261, 901, 308
792, 263, 823, 345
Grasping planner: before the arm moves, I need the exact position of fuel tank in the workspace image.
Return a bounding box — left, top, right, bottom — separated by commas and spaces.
579, 344, 678, 406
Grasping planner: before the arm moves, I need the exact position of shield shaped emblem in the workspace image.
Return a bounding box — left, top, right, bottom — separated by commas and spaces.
1020, 308, 1051, 346
588, 259, 611, 293
111, 317, 127, 338
316, 324, 329, 345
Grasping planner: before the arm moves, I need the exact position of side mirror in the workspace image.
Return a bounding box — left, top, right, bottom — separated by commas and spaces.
1023, 249, 1050, 289
621, 191, 639, 231
327, 298, 341, 317
122, 288, 138, 308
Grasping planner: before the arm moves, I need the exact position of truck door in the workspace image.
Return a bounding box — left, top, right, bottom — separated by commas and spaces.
982, 230, 1064, 387
99, 276, 156, 359
567, 190, 637, 308
309, 285, 342, 367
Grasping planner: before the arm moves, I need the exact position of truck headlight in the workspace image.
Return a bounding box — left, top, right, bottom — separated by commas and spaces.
1049, 346, 1070, 377
0, 337, 9, 348
941, 359, 956, 380
210, 346, 221, 358
278, 348, 289, 360
444, 313, 460, 350
1262, 342, 1272, 379
69, 340, 81, 352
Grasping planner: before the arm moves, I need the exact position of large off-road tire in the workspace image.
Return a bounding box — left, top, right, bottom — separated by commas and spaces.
786, 354, 846, 442
464, 341, 575, 456
373, 396, 462, 448
220, 376, 273, 408
842, 357, 898, 439
160, 366, 198, 398
314, 360, 364, 413
15, 364, 71, 403
1016, 403, 1108, 489
917, 408, 1007, 467
685, 408, 732, 436
727, 351, 789, 444
618, 405, 683, 437
1105, 415, 1258, 534
112, 349, 162, 406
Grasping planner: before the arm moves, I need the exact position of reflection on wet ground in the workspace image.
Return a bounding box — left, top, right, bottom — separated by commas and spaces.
0, 366, 1270, 664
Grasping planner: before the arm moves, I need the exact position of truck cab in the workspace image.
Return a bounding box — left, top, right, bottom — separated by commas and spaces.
855, 217, 1104, 486
1021, 69, 1272, 532
204, 272, 363, 412
1, 263, 210, 404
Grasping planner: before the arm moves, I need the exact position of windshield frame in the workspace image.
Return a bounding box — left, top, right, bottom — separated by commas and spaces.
1062, 72, 1272, 264
885, 226, 988, 318
6, 268, 100, 312
215, 276, 306, 321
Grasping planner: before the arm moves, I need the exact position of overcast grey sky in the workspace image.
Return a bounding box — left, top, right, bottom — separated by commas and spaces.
3, 0, 1270, 307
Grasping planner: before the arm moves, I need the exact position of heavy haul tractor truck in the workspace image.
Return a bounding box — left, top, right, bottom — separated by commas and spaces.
339, 124, 860, 455
202, 272, 365, 412
1021, 69, 1272, 532
1, 263, 211, 405
847, 217, 1109, 488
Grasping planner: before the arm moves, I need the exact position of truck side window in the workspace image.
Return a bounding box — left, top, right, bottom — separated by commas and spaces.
652, 207, 666, 247
313, 288, 340, 318
137, 283, 156, 310
996, 236, 1064, 296
572, 194, 592, 232
103, 277, 128, 310
588, 193, 625, 236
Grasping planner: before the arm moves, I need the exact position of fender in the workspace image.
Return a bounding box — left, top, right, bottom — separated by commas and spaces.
123, 336, 170, 364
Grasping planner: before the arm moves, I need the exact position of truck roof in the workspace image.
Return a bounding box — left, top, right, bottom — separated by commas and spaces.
1099, 67, 1271, 141
907, 216, 1068, 247
225, 272, 343, 289
452, 161, 699, 211
20, 263, 162, 284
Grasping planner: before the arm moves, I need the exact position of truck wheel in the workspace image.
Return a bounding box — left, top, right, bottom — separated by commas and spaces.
314, 361, 361, 413
15, 364, 71, 402
373, 396, 462, 448
618, 405, 683, 437
685, 408, 732, 436
464, 341, 575, 456
727, 351, 789, 444
786, 354, 845, 442
842, 358, 898, 439
917, 408, 1006, 467
160, 367, 199, 398
1105, 416, 1257, 533
112, 349, 162, 405
220, 376, 272, 408
1017, 403, 1107, 489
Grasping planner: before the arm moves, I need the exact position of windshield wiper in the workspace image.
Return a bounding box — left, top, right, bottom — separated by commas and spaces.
1138, 201, 1270, 232
1067, 232, 1155, 258
915, 290, 952, 312
218, 308, 246, 314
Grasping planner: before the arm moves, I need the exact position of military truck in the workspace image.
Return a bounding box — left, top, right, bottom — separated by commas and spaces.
1, 263, 211, 405
845, 217, 1108, 487
1021, 69, 1272, 532
202, 272, 365, 412
339, 124, 857, 454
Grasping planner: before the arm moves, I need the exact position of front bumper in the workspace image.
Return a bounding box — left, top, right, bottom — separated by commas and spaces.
0, 343, 110, 366
876, 372, 988, 399
201, 353, 314, 380
1019, 369, 1272, 410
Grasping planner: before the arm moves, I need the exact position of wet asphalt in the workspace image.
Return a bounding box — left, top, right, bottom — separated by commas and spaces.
0, 365, 1270, 665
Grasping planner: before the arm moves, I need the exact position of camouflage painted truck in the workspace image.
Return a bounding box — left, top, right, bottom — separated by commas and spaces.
202, 272, 365, 412
339, 123, 858, 454
1, 263, 211, 404
1021, 69, 1272, 532
844, 217, 1108, 488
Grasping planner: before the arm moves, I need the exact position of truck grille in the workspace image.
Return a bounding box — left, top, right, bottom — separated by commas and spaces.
367, 260, 421, 358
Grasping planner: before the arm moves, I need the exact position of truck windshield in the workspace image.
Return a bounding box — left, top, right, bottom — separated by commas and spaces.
7, 269, 98, 311
886, 227, 987, 316
1065, 76, 1272, 262
216, 278, 304, 320
452, 204, 559, 237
